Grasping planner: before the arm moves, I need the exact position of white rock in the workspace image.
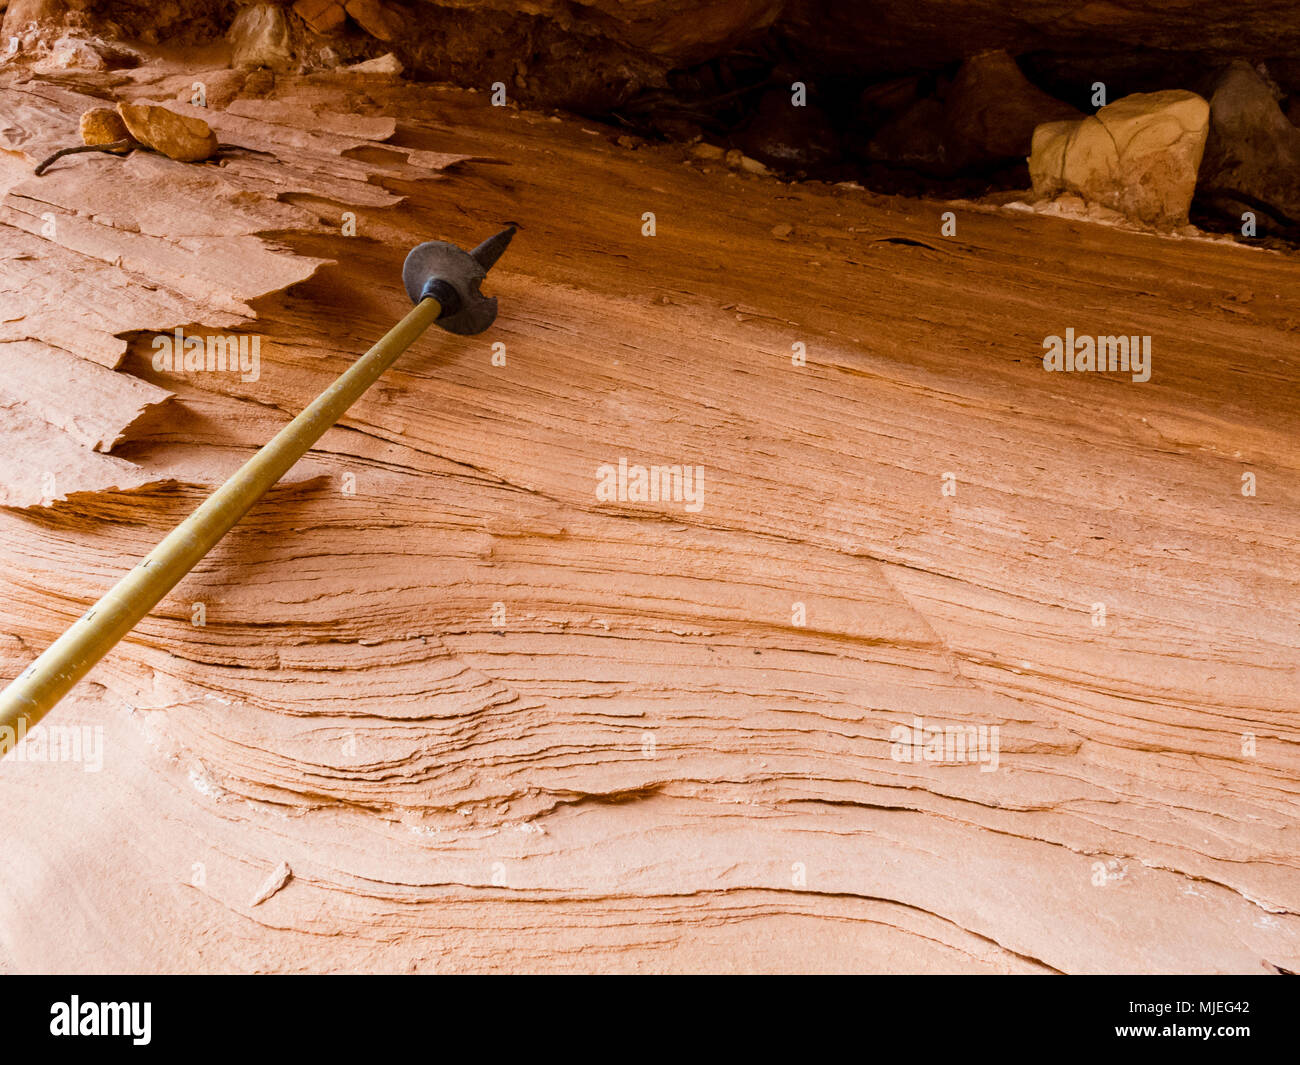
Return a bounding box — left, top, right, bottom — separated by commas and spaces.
348, 52, 403, 76
228, 3, 294, 71
1030, 90, 1209, 228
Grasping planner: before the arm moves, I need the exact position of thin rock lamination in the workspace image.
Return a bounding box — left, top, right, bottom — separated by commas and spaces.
0, 65, 1296, 975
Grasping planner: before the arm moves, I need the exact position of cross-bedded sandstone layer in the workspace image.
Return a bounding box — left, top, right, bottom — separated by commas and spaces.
0, 58, 1297, 973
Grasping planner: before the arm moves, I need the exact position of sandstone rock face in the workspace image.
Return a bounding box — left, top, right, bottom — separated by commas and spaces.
294, 0, 347, 36
858, 76, 924, 129
944, 50, 1081, 167
1198, 61, 1300, 228
116, 100, 220, 162
359, 0, 1300, 76
35, 34, 107, 71
1030, 90, 1209, 228
0, 0, 68, 39
9, 0, 1300, 118
313, 0, 782, 109
28, 31, 139, 74
345, 0, 400, 42
78, 107, 135, 151
585, 0, 783, 63
175, 67, 249, 110
337, 0, 782, 69
229, 3, 295, 71
864, 53, 1080, 176
784, 0, 1300, 72
3, 61, 1300, 977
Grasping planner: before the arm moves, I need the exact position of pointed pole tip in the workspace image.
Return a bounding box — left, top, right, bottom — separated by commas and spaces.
470, 224, 517, 272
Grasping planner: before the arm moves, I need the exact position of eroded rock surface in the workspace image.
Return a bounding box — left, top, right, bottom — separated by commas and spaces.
0, 60, 1297, 974
784, 0, 1300, 71
0, 67, 466, 506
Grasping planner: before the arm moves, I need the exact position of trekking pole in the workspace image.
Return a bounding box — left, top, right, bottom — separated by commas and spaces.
0, 225, 515, 751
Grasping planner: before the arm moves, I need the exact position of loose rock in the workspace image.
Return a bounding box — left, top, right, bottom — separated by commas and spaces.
944, 49, 1081, 166
37, 34, 107, 71
79, 107, 135, 152
1197, 60, 1300, 228
116, 100, 219, 163
228, 3, 295, 71
1030, 90, 1209, 228
690, 142, 725, 160
347, 52, 403, 76
249, 861, 293, 907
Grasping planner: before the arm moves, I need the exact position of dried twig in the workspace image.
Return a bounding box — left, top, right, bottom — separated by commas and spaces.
33, 140, 134, 176
33, 140, 263, 176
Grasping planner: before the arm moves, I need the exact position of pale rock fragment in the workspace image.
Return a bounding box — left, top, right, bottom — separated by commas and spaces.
55, 32, 139, 70
690, 142, 724, 160
1029, 90, 1209, 228
228, 3, 295, 72
34, 33, 106, 71
249, 861, 293, 906
348, 52, 403, 76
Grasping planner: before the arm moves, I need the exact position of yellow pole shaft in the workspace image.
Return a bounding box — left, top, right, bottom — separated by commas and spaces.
0, 296, 443, 745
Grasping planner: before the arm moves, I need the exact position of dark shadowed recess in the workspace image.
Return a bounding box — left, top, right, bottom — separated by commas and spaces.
55, 0, 1300, 239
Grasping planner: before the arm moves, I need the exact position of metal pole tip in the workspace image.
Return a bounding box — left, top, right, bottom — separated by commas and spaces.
469, 225, 517, 273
